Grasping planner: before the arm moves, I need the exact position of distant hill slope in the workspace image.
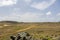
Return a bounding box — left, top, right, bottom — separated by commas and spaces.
0, 21, 19, 24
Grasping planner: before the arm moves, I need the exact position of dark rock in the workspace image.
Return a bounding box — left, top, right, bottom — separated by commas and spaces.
10, 32, 35, 40
10, 35, 16, 40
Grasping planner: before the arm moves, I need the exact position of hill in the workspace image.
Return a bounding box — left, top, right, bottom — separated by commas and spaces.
0, 21, 60, 40
0, 21, 19, 24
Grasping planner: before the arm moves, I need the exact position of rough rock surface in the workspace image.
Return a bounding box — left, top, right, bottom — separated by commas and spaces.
10, 32, 34, 40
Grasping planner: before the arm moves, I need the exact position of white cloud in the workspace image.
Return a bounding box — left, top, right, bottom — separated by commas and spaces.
20, 12, 44, 22
0, 12, 44, 22
0, 12, 57, 22
0, 0, 17, 6
57, 13, 60, 16
0, 12, 21, 21
31, 0, 56, 10
46, 11, 51, 16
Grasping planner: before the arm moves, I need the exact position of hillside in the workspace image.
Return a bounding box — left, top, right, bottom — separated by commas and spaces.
0, 21, 60, 40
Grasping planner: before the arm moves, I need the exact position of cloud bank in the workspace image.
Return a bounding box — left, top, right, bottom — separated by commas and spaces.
0, 0, 17, 6
31, 0, 56, 10
0, 11, 55, 22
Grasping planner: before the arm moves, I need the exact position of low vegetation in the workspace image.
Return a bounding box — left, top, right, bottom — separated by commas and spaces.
0, 21, 60, 40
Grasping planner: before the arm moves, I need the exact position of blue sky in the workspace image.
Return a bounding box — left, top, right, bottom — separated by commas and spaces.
0, 0, 60, 22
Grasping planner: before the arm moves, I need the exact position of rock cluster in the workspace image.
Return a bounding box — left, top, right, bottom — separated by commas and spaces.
10, 32, 34, 40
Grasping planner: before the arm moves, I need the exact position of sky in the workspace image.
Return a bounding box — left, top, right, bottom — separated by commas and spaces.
0, 0, 60, 22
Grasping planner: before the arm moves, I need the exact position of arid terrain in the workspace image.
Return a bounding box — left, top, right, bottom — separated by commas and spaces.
0, 21, 60, 40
